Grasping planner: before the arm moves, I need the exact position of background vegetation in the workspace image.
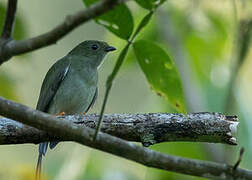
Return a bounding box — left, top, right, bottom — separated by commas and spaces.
0, 0, 251, 179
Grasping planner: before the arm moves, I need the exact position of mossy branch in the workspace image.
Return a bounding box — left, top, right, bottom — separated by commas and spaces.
0, 97, 249, 179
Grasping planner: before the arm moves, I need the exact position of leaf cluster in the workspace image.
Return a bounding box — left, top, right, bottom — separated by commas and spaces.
83, 0, 186, 113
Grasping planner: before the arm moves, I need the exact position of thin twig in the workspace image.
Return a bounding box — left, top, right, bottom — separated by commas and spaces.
233, 147, 245, 170
224, 19, 252, 113
93, 43, 130, 140
1, 0, 17, 39
0, 97, 251, 179
94, 10, 154, 140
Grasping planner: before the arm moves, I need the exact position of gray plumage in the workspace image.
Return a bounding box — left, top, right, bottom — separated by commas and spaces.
35, 40, 116, 179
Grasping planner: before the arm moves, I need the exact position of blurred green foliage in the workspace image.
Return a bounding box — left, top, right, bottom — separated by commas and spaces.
0, 2, 27, 102
0, 71, 18, 100
1, 0, 252, 180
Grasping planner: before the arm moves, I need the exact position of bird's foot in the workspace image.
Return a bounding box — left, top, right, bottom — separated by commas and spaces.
58, 112, 66, 116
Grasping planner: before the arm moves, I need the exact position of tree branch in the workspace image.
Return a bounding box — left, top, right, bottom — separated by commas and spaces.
0, 0, 125, 64
0, 97, 250, 179
1, 0, 17, 39
0, 112, 238, 146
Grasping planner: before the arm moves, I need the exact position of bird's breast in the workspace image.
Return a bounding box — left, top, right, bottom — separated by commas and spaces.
48, 67, 98, 115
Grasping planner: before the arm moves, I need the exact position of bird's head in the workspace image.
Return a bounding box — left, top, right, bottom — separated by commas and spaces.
68, 40, 116, 68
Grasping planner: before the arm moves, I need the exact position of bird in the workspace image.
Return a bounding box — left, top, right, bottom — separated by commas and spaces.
35, 40, 116, 180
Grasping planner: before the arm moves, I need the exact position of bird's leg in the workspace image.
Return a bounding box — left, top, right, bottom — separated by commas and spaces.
58, 112, 66, 116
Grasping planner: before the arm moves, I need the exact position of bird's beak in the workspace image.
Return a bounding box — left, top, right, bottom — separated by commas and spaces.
105, 46, 116, 52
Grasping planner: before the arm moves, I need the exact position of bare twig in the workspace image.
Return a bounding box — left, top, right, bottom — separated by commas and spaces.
0, 0, 125, 64
1, 0, 17, 39
225, 19, 252, 113
0, 97, 251, 179
0, 112, 238, 145
233, 147, 245, 171
93, 43, 130, 140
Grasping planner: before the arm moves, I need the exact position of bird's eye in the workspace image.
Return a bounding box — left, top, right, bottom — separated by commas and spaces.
91, 44, 99, 50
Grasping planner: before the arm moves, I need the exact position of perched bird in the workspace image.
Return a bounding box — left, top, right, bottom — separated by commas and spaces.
35, 40, 116, 179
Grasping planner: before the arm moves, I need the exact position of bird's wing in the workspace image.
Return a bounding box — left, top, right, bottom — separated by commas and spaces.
36, 58, 71, 112
85, 87, 98, 113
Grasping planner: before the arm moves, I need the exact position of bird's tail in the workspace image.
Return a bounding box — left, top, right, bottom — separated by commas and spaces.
36, 153, 42, 180
36, 142, 48, 180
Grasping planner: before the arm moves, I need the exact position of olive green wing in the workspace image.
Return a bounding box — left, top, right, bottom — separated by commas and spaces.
85, 87, 97, 113
36, 58, 71, 113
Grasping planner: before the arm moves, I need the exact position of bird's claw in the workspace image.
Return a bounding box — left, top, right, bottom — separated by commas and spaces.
58, 112, 66, 116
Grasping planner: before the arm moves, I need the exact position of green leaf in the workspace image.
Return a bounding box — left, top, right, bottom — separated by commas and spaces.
135, 0, 166, 10
133, 40, 186, 113
83, 0, 134, 40
135, 0, 154, 10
